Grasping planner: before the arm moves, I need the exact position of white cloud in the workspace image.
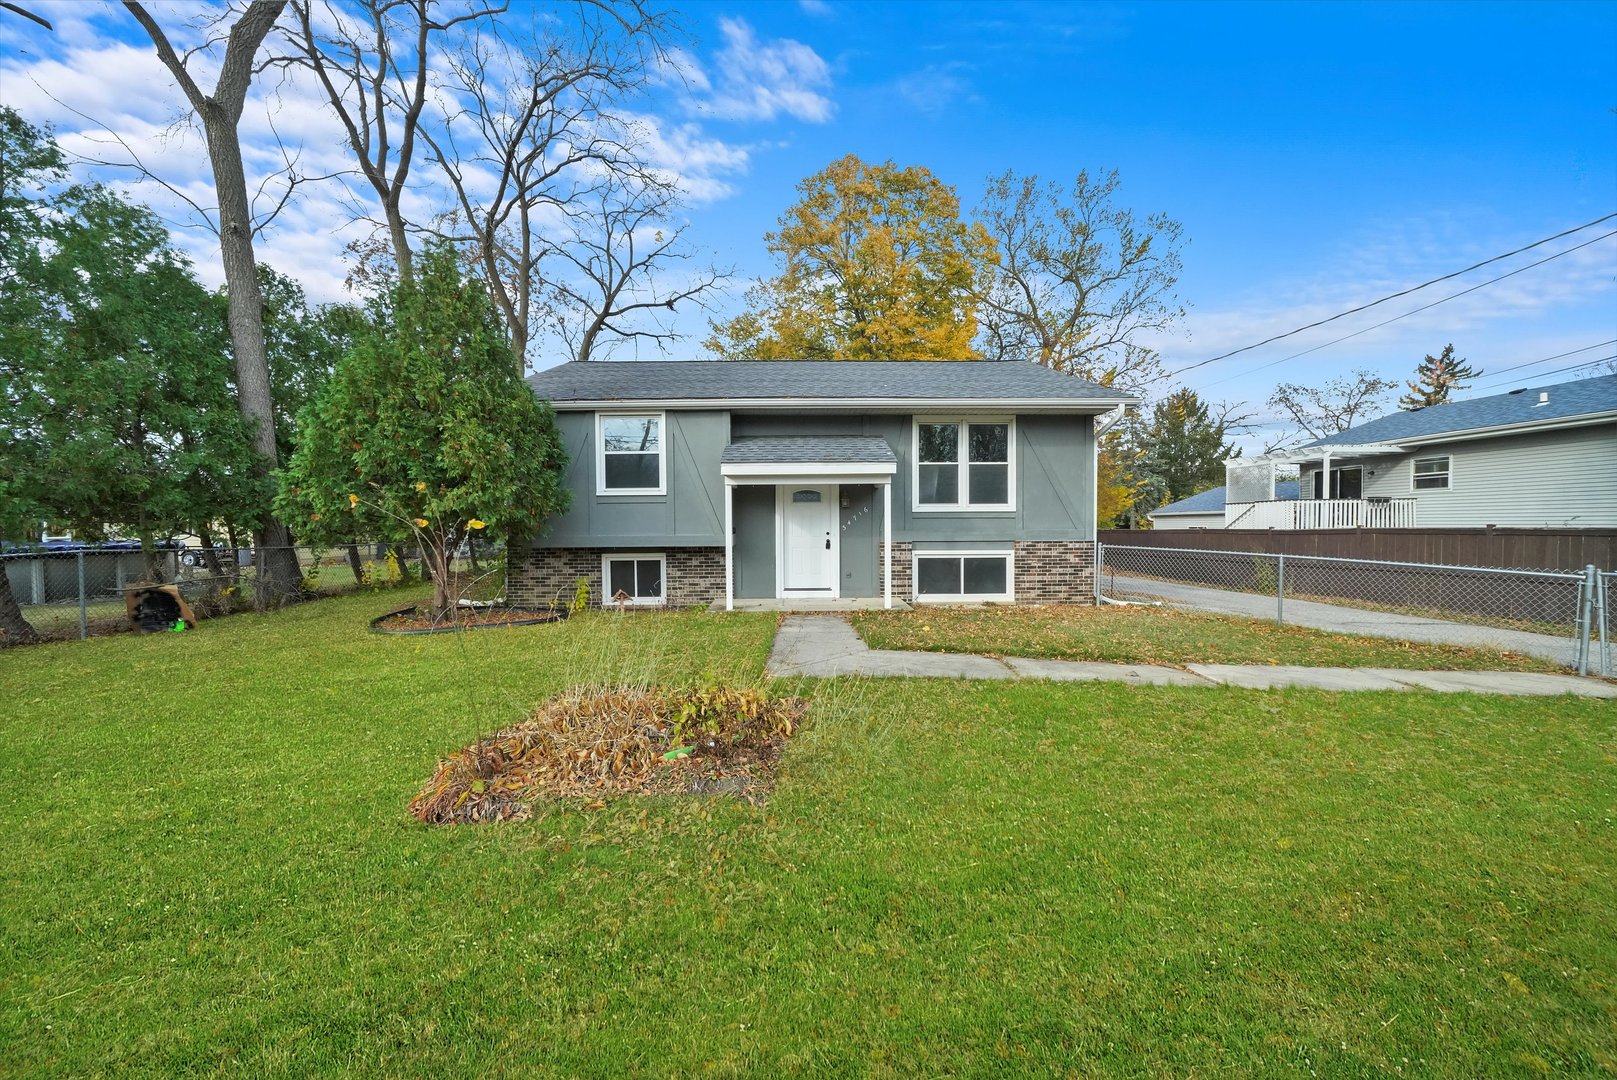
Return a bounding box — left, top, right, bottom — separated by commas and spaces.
891, 62, 977, 118
798, 0, 834, 17
0, 5, 799, 310
684, 17, 834, 124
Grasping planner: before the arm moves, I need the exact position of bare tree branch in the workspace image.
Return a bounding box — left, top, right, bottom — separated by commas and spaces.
416, 0, 678, 367
0, 2, 53, 30
1267, 370, 1398, 446
975, 169, 1185, 395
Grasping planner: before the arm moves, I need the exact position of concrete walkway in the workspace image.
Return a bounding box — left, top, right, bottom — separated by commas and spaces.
764, 616, 1617, 697
1103, 573, 1581, 667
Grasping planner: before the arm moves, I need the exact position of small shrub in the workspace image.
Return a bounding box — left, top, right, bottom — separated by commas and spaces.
569, 576, 590, 614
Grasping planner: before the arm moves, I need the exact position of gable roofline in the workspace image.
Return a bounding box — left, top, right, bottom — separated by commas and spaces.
552, 395, 1132, 413
1296, 373, 1616, 451
526, 359, 1138, 413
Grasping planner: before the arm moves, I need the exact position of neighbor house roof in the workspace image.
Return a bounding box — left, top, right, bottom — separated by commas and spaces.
1301, 373, 1616, 450
1150, 480, 1301, 517
527, 360, 1135, 410
720, 436, 897, 466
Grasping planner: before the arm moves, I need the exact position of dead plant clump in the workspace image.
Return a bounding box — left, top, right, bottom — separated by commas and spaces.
408, 685, 808, 824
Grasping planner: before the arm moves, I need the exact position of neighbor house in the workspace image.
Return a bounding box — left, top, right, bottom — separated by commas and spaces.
1149, 481, 1301, 530
512, 361, 1134, 609
1215, 373, 1616, 529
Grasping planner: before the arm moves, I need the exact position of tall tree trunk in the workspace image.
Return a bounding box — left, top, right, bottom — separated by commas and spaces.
347, 541, 365, 585
204, 117, 303, 604
0, 563, 40, 644
126, 0, 303, 605
196, 524, 226, 578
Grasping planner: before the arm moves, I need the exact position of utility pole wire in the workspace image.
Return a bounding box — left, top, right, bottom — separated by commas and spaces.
1170, 210, 1617, 378
1194, 229, 1617, 389
1469, 356, 1617, 393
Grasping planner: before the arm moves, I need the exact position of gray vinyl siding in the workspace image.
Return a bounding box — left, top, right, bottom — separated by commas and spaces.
729, 412, 1096, 541
536, 409, 730, 547
1298, 423, 1617, 528
539, 408, 1099, 552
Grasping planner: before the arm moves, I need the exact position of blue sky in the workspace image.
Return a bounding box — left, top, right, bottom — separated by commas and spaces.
3, 0, 1614, 445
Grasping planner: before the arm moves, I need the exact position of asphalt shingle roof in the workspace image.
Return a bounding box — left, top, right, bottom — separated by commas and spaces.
1152, 480, 1301, 516
720, 436, 897, 465
1303, 374, 1616, 448
527, 360, 1133, 405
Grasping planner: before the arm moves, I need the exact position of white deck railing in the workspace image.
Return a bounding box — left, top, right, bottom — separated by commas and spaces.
1224, 498, 1417, 530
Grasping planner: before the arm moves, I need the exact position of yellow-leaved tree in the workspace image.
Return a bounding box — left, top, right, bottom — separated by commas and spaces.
706, 155, 993, 360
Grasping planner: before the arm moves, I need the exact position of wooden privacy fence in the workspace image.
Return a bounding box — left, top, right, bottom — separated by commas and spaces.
1100, 528, 1617, 572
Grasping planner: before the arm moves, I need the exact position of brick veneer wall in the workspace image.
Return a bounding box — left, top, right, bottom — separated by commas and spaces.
883, 541, 913, 601
507, 546, 727, 609
509, 540, 1096, 608
1013, 540, 1096, 604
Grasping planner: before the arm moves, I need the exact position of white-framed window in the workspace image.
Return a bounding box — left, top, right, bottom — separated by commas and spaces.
912, 550, 1014, 603
913, 417, 1014, 511
1412, 455, 1451, 490
597, 412, 666, 495
601, 553, 666, 606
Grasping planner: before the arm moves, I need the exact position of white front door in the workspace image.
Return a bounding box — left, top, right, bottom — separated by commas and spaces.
779, 485, 837, 597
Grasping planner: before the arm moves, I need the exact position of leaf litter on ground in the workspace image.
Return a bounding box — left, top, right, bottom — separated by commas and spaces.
409, 685, 808, 824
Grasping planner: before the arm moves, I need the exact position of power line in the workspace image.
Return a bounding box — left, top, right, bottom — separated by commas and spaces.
1170, 210, 1617, 378
1192, 230, 1617, 389
1469, 356, 1616, 393
1468, 338, 1617, 382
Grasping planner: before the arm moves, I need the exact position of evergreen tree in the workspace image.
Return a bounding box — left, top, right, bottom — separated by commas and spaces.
1399, 344, 1480, 410
1129, 389, 1239, 516
277, 243, 570, 618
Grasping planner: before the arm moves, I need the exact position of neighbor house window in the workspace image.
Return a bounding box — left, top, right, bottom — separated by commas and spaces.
597, 413, 665, 494
602, 553, 665, 606
1413, 455, 1451, 490
912, 551, 1014, 603
914, 419, 1014, 510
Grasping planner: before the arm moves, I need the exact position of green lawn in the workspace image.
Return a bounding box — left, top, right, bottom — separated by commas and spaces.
854, 603, 1565, 672
2, 591, 1613, 1077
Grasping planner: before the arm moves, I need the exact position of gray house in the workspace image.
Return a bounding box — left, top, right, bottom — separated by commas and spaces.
1221, 373, 1616, 529
511, 361, 1134, 609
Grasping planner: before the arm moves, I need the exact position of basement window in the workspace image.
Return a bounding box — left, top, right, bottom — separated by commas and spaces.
602, 553, 665, 606
913, 552, 1013, 603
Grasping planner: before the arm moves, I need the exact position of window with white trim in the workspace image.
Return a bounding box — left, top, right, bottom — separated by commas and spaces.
598, 413, 665, 494
1412, 455, 1451, 490
913, 551, 1014, 602
602, 553, 665, 606
914, 419, 1013, 510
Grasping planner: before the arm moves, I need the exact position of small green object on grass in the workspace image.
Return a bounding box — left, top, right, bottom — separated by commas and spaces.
662, 746, 692, 761
170, 619, 186, 633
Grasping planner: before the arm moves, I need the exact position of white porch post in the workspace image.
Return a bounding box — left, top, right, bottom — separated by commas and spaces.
882, 480, 893, 609
724, 479, 734, 612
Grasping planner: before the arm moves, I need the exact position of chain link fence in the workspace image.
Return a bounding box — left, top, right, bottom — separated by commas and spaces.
2, 542, 504, 643
1097, 542, 1610, 674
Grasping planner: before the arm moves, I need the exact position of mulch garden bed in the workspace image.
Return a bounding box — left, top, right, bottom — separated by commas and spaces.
370, 605, 566, 633
408, 685, 808, 823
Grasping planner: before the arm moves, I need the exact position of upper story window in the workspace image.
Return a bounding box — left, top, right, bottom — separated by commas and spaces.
1413, 455, 1451, 490
597, 413, 665, 495
914, 418, 1014, 511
